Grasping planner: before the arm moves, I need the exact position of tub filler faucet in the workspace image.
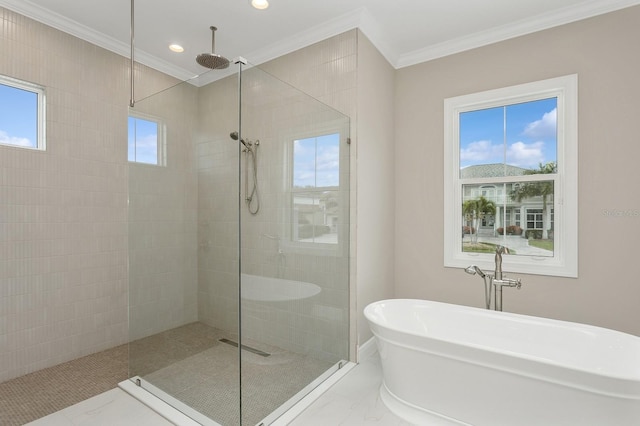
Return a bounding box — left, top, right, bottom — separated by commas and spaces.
464, 245, 521, 311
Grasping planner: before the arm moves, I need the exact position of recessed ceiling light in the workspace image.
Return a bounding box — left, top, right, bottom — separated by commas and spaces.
251, 0, 269, 10
169, 44, 184, 53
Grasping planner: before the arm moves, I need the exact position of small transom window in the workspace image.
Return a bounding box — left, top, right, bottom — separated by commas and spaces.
128, 113, 165, 166
0, 75, 46, 150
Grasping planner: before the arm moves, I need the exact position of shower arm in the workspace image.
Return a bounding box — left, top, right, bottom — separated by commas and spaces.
210, 25, 216, 55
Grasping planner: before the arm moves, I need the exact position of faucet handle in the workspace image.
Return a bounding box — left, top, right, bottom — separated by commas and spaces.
493, 277, 521, 289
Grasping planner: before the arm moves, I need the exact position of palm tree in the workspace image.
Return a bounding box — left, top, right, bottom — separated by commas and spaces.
462, 196, 496, 243
510, 161, 556, 239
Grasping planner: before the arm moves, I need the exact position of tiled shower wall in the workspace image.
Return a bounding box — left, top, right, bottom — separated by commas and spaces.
243, 32, 356, 361
197, 33, 356, 361
1, 4, 359, 382
195, 74, 240, 335
128, 83, 199, 342
0, 7, 193, 382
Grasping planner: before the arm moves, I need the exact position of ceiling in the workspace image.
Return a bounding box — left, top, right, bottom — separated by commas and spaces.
1, 0, 639, 84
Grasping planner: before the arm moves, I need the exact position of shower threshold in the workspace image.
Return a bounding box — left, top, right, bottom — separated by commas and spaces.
119, 360, 355, 426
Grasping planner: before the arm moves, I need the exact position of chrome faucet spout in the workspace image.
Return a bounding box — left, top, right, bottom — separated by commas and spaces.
463, 246, 523, 311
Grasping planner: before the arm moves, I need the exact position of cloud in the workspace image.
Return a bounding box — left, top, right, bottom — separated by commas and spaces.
293, 139, 311, 155
294, 139, 340, 187
133, 133, 157, 149
461, 138, 546, 169
523, 108, 556, 139
460, 140, 502, 163
130, 133, 159, 163
0, 129, 33, 147
507, 141, 545, 168
316, 145, 339, 171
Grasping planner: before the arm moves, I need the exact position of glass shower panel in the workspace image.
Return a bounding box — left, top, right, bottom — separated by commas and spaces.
128, 70, 241, 425
127, 60, 350, 425
238, 63, 350, 425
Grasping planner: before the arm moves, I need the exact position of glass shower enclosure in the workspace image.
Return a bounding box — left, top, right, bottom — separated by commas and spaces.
127, 60, 350, 425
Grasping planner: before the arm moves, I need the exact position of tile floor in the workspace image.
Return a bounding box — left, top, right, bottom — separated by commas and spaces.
28, 350, 411, 426
0, 345, 129, 426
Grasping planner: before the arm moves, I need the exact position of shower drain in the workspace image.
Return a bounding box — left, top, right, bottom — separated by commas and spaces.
218, 338, 271, 357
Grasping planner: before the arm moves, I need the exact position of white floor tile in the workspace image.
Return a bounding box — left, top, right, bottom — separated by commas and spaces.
289, 353, 412, 426
27, 351, 409, 426
27, 389, 173, 426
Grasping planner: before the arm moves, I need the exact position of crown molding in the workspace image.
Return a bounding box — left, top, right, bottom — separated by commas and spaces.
0, 0, 196, 82
395, 0, 640, 68
241, 8, 364, 68
3, 0, 639, 79
1, 0, 124, 57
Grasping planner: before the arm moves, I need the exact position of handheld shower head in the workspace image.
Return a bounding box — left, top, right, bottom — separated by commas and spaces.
230, 131, 261, 215
465, 264, 492, 310
464, 265, 486, 278
229, 131, 249, 148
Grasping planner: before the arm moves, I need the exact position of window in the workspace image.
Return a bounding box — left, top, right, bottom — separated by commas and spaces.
0, 75, 45, 150
291, 133, 341, 245
527, 209, 544, 230
128, 113, 165, 165
444, 75, 578, 277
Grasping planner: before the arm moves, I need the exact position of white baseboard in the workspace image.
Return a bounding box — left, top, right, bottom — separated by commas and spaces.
357, 336, 378, 362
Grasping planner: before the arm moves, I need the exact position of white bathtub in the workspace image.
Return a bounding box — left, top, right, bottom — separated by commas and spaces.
364, 299, 640, 425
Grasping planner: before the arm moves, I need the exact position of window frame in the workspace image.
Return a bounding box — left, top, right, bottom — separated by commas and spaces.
127, 110, 166, 166
281, 123, 349, 256
0, 75, 46, 151
444, 74, 578, 278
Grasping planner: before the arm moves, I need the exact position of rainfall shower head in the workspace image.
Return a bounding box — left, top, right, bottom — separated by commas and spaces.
196, 26, 230, 70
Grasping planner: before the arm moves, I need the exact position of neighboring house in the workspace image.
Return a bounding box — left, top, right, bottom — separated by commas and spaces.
461, 164, 554, 237
292, 190, 340, 243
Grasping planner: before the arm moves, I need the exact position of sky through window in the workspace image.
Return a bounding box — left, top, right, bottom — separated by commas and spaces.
0, 82, 39, 149
459, 98, 557, 171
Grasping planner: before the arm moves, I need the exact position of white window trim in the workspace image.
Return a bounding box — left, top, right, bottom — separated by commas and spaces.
128, 110, 166, 166
444, 74, 578, 278
280, 122, 349, 257
0, 75, 46, 151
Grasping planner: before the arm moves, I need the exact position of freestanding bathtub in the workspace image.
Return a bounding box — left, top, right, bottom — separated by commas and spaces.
364, 299, 640, 425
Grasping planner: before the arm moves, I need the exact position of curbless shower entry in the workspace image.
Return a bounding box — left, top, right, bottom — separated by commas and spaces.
126, 60, 350, 425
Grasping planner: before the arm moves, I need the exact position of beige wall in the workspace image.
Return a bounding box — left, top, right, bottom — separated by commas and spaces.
355, 32, 396, 346
395, 6, 640, 335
